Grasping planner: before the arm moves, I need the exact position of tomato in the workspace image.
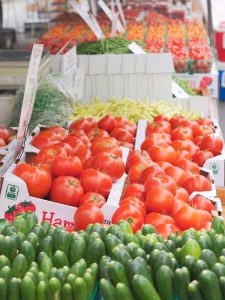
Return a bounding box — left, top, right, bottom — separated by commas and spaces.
128, 162, 149, 184
178, 119, 200, 132
201, 136, 223, 156
51, 156, 83, 177
194, 125, 214, 137
157, 161, 173, 170
182, 175, 212, 194
156, 223, 181, 239
35, 145, 67, 165
119, 141, 134, 150
144, 212, 175, 227
112, 204, 144, 233
139, 165, 164, 184
110, 127, 134, 144
0, 138, 6, 147
126, 150, 152, 172
122, 183, 145, 202
148, 144, 177, 164
98, 115, 117, 132
90, 137, 122, 157
145, 187, 175, 214
197, 209, 213, 225
192, 150, 214, 167
171, 198, 187, 216
44, 126, 68, 139
83, 155, 95, 169
69, 117, 97, 133
92, 152, 125, 182
64, 136, 89, 162
197, 118, 213, 126
56, 142, 74, 156
165, 165, 189, 186
171, 140, 187, 151
154, 115, 169, 122
141, 133, 171, 151
120, 196, 146, 217
31, 131, 59, 150
118, 123, 137, 136
146, 121, 171, 135
175, 158, 200, 174
69, 132, 90, 147
87, 128, 109, 140
14, 163, 52, 198
50, 176, 84, 206
145, 174, 177, 195
74, 203, 104, 230
80, 169, 112, 197
194, 135, 204, 147
196, 222, 212, 230
114, 117, 129, 127
191, 195, 214, 213
174, 206, 200, 230
65, 225, 75, 233
79, 192, 106, 208
171, 126, 193, 141
0, 127, 10, 143
175, 187, 190, 203
16, 201, 36, 212
170, 115, 188, 129
4, 205, 23, 222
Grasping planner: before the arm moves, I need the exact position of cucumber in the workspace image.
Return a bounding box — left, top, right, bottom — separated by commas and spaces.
199, 269, 223, 300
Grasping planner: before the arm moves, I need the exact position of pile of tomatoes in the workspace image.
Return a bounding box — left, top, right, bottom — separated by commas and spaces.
110, 114, 223, 238
0, 127, 14, 147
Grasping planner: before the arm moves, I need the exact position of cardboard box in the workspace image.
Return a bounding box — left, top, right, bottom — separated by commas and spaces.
77, 53, 174, 103
0, 147, 130, 227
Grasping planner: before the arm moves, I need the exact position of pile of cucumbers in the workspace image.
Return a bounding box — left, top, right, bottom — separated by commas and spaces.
0, 212, 225, 300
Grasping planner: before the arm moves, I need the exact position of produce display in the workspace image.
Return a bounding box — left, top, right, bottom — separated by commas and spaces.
0, 211, 225, 300
71, 98, 200, 124
37, 10, 213, 73
0, 127, 15, 148
173, 75, 197, 95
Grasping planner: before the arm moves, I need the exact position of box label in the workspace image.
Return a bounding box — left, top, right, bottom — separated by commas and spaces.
5, 184, 19, 201
209, 162, 220, 175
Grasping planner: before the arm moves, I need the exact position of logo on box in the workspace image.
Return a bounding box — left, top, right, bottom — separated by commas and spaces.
209, 163, 219, 175
5, 184, 19, 200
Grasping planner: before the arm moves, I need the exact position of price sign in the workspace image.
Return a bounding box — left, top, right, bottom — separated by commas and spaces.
128, 42, 145, 54
62, 45, 77, 78
115, 0, 126, 27
73, 67, 85, 101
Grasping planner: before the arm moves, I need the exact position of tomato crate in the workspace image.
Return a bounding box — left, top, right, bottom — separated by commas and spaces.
189, 59, 213, 74
174, 59, 189, 73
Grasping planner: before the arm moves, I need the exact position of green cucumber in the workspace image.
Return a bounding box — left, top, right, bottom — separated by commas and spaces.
37, 280, 48, 300
155, 265, 174, 300
99, 278, 117, 300
21, 276, 36, 300
73, 277, 88, 300
132, 274, 161, 300
116, 282, 135, 300
199, 269, 223, 300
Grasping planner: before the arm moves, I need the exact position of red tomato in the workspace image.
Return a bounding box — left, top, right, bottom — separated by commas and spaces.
191, 195, 214, 213
4, 205, 23, 222
178, 120, 200, 132
171, 198, 187, 216
126, 150, 152, 172
69, 132, 90, 147
16, 201, 36, 213
90, 137, 121, 157
35, 145, 67, 165
31, 131, 59, 150
120, 196, 146, 217
122, 183, 145, 202
157, 161, 173, 170
118, 123, 136, 136
80, 169, 112, 197
0, 127, 10, 143
139, 165, 164, 184
51, 156, 83, 177
145, 174, 177, 195
79, 192, 106, 208
87, 128, 109, 141
146, 121, 171, 135
174, 206, 200, 230
170, 116, 188, 129
154, 115, 169, 122
110, 127, 134, 144
98, 115, 117, 132
197, 209, 213, 225
0, 138, 6, 147
194, 136, 204, 147
50, 176, 84, 206
14, 163, 52, 198
56, 142, 74, 156
193, 124, 214, 137
74, 203, 104, 230
114, 117, 129, 127
64, 136, 89, 162
182, 175, 212, 194
69, 118, 97, 133
144, 212, 175, 227
145, 187, 175, 214
119, 141, 134, 150
165, 165, 189, 186
83, 156, 95, 169
197, 118, 213, 126
171, 140, 187, 151
92, 152, 125, 182
128, 162, 149, 184
33, 162, 52, 174
201, 136, 223, 156
196, 222, 212, 230
44, 126, 68, 138
192, 150, 214, 167
112, 204, 144, 233
141, 133, 171, 151
156, 223, 181, 239
175, 187, 190, 203
175, 158, 200, 174
176, 150, 192, 161
171, 126, 193, 141
148, 144, 177, 164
